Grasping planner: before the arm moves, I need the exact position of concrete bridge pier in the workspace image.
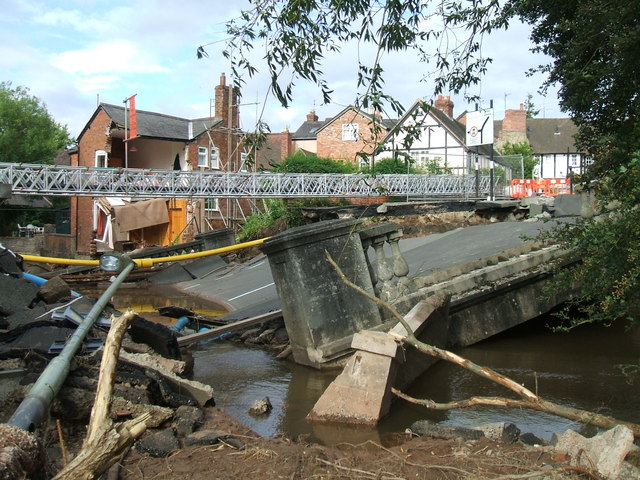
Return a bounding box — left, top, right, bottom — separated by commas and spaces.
260, 219, 385, 368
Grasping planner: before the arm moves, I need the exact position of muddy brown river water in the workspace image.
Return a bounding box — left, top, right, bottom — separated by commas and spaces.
87, 284, 640, 445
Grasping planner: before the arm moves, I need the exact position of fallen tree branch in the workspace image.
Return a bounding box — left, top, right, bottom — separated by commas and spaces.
52, 310, 151, 480
391, 389, 640, 436
325, 251, 640, 438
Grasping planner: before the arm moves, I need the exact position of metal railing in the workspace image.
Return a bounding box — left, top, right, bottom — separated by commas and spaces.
0, 163, 499, 199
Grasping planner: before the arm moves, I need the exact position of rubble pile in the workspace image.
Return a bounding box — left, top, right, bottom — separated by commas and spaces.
0, 246, 245, 477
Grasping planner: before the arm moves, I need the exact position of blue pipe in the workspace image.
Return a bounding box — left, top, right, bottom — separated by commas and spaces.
171, 315, 191, 333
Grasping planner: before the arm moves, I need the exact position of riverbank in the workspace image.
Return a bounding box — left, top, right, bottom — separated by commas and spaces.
1, 271, 639, 478
117, 406, 580, 480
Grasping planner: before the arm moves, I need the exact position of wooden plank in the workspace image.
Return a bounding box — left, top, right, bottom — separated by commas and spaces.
176, 310, 283, 347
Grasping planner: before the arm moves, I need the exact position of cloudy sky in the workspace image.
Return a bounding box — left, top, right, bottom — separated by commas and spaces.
1, 0, 564, 139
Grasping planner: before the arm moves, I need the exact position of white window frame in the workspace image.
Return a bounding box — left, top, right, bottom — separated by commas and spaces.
95, 150, 108, 168
342, 123, 359, 141
198, 146, 208, 167
240, 152, 249, 172
204, 197, 219, 212
210, 146, 220, 170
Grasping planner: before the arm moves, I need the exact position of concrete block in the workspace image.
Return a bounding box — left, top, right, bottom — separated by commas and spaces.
350, 331, 399, 359
308, 350, 397, 425
553, 194, 582, 217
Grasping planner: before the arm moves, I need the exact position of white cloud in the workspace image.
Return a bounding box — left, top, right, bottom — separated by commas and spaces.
51, 40, 170, 75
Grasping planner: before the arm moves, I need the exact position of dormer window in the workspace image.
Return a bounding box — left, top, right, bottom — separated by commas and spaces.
554, 126, 561, 135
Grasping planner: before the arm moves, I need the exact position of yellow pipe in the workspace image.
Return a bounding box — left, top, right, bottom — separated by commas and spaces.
19, 237, 270, 268
20, 256, 100, 266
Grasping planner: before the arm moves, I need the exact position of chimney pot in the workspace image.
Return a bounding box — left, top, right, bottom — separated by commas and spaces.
434, 94, 454, 118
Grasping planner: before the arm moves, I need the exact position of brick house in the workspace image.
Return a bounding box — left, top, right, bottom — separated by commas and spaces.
257, 107, 396, 168
493, 104, 591, 178
71, 74, 247, 255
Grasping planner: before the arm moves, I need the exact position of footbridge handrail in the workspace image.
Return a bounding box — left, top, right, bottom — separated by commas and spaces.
0, 162, 496, 199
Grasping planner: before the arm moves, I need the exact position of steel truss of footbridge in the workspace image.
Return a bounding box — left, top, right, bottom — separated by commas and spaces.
0, 163, 496, 199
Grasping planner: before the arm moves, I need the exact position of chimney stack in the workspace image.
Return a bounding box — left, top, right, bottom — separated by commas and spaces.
434, 95, 454, 117
503, 103, 526, 133
306, 110, 319, 122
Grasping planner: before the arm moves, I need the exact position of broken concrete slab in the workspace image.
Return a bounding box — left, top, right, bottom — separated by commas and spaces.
119, 351, 214, 407
552, 425, 635, 480
307, 349, 398, 425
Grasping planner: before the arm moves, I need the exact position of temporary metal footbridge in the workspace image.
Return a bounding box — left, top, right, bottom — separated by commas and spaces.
0, 163, 497, 199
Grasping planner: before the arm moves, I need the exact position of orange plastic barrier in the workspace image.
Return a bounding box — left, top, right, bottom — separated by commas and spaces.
510, 178, 572, 198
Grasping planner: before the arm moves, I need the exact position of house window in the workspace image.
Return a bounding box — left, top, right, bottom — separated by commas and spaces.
210, 147, 220, 169
205, 198, 219, 212
95, 150, 108, 168
411, 150, 429, 169
569, 154, 579, 167
198, 146, 208, 167
342, 123, 359, 141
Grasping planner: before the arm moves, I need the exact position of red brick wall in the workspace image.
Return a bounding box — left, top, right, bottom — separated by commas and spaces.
316, 110, 382, 163
73, 109, 114, 254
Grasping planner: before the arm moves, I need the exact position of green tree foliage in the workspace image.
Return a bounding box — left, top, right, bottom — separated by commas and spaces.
0, 82, 73, 164
545, 153, 640, 329
361, 157, 419, 175
508, 0, 640, 174
215, 0, 506, 116
497, 141, 537, 178
271, 151, 358, 173
524, 93, 539, 119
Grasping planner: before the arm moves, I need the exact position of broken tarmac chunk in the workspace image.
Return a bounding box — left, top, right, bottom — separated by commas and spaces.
184, 429, 229, 446
136, 427, 180, 458
0, 275, 39, 316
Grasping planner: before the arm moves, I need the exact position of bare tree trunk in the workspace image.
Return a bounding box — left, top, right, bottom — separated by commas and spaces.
326, 252, 640, 438
52, 310, 151, 480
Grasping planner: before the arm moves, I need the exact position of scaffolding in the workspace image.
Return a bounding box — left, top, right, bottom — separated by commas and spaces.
0, 163, 499, 199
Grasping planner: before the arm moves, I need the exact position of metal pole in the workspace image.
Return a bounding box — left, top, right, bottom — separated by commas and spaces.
475, 148, 480, 198
8, 261, 135, 432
